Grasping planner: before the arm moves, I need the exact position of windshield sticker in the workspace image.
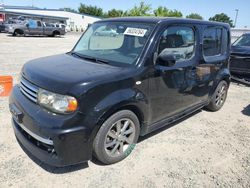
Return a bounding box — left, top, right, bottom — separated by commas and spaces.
124, 28, 147, 37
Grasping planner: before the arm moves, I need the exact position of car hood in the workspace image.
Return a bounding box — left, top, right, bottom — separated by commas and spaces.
22, 53, 127, 95
231, 45, 250, 55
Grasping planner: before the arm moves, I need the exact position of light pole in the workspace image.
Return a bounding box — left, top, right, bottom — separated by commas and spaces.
234, 9, 239, 28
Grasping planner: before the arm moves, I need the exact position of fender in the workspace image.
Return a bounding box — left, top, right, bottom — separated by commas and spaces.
88, 88, 149, 140
209, 67, 231, 97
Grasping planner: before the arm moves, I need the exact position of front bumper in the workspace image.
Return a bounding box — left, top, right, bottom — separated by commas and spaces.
7, 28, 14, 34
9, 85, 94, 167
230, 56, 250, 76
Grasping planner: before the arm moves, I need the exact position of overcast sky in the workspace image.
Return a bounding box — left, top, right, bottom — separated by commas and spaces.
1, 0, 249, 28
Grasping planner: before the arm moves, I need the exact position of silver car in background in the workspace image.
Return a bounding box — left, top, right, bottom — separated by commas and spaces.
7, 20, 66, 37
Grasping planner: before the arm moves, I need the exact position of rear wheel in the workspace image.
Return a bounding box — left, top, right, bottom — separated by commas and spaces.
51, 31, 60, 37
13, 29, 24, 37
206, 80, 228, 111
93, 110, 140, 164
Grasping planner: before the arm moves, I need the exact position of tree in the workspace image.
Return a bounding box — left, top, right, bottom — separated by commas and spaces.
186, 13, 203, 20
59, 7, 78, 13
107, 9, 124, 18
154, 6, 182, 17
209, 13, 233, 27
167, 9, 183, 17
154, 6, 169, 17
124, 2, 152, 16
78, 3, 103, 17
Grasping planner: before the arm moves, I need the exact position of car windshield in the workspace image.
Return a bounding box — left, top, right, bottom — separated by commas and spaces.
72, 21, 155, 66
233, 34, 250, 47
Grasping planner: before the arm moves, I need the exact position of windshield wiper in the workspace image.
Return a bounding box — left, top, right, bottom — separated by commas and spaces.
70, 52, 109, 65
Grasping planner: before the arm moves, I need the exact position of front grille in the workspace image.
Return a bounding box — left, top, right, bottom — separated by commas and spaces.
20, 78, 38, 103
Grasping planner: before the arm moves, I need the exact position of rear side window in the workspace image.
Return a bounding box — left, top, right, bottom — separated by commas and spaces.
203, 27, 222, 57
37, 21, 42, 27
158, 26, 195, 62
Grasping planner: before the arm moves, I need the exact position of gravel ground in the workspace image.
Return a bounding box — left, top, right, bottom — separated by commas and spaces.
0, 33, 250, 188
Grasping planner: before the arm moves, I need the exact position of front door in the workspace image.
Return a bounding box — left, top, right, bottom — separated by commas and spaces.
148, 24, 208, 124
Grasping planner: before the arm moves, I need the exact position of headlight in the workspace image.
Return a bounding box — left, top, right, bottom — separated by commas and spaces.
38, 89, 78, 114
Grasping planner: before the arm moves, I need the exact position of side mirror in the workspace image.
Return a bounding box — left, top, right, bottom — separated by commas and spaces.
26, 23, 29, 28
157, 53, 176, 67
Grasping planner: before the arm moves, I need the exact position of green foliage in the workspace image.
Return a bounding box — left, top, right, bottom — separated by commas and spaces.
209, 13, 233, 27
77, 1, 238, 27
107, 9, 124, 18
124, 2, 152, 16
77, 2, 184, 18
78, 3, 103, 17
153, 6, 169, 17
59, 7, 78, 13
154, 6, 182, 17
167, 9, 183, 17
186, 13, 203, 20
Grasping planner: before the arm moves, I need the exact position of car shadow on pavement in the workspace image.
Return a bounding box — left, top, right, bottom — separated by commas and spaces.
16, 109, 202, 170
91, 110, 202, 166
138, 109, 201, 143
242, 104, 250, 116
91, 156, 106, 166
6, 34, 65, 38
17, 139, 89, 174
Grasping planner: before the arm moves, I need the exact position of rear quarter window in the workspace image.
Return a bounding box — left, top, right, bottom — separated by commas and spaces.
202, 26, 229, 61
203, 27, 222, 57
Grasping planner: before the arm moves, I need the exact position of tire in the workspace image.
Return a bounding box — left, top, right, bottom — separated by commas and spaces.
12, 31, 17, 36
93, 110, 140, 164
206, 80, 228, 111
53, 31, 60, 37
13, 30, 23, 37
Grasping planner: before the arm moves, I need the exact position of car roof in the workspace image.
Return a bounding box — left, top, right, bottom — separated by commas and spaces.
96, 17, 230, 28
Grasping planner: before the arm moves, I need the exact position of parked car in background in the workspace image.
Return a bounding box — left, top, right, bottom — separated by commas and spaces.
1, 20, 18, 33
53, 23, 68, 32
9, 17, 231, 167
230, 33, 250, 78
94, 27, 118, 37
8, 20, 66, 37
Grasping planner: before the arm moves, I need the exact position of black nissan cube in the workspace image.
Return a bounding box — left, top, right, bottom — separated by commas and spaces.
9, 17, 231, 167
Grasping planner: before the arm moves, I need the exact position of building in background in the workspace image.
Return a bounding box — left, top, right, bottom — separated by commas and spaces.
0, 5, 101, 31
231, 28, 250, 43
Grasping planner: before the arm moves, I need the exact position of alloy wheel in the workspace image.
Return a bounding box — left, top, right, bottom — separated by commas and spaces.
104, 118, 135, 157
215, 83, 227, 107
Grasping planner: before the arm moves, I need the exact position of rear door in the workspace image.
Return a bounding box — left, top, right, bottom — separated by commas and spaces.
200, 26, 230, 95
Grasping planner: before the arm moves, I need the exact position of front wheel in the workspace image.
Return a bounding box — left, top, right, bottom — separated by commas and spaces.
13, 30, 24, 37
93, 110, 140, 164
206, 80, 229, 111
12, 31, 17, 36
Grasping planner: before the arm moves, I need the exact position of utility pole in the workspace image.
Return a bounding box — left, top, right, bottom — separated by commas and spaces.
234, 9, 239, 28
